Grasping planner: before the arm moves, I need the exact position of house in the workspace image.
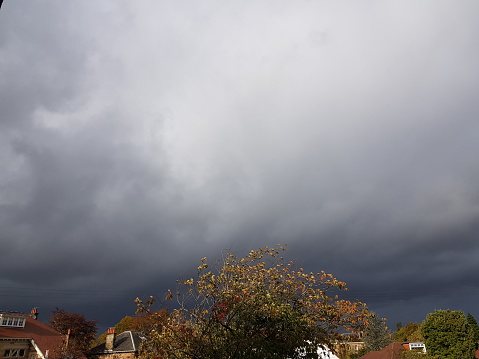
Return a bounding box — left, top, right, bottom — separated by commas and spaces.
0, 309, 64, 359
402, 342, 426, 352
88, 329, 144, 359
359, 342, 405, 359
334, 341, 365, 358
333, 332, 365, 358
359, 342, 426, 359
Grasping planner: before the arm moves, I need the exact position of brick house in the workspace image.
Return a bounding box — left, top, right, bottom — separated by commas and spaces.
333, 333, 365, 358
0, 309, 64, 359
88, 329, 144, 359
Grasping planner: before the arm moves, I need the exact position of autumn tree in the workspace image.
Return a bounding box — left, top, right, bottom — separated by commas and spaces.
48, 308, 98, 359
95, 310, 168, 346
133, 309, 168, 334
136, 245, 369, 359
393, 322, 423, 342
94, 315, 137, 346
422, 309, 476, 359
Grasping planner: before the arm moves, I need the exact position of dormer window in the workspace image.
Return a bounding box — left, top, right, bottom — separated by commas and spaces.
0, 315, 26, 328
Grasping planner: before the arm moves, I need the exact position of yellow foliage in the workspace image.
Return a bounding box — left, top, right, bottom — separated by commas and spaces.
136, 245, 369, 359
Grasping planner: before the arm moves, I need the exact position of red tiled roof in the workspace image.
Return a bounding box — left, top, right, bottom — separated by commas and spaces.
359, 342, 406, 359
0, 316, 64, 357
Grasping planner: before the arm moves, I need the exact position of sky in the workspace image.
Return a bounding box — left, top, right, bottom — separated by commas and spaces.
1, 0, 479, 333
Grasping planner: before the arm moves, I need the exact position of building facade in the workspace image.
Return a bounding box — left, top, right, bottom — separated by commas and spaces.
0, 310, 64, 359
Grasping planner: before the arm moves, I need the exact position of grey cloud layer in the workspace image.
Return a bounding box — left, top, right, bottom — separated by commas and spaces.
1, 0, 479, 326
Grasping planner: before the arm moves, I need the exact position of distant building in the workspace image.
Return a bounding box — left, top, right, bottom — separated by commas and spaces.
0, 309, 64, 359
404, 342, 426, 352
333, 332, 365, 358
359, 341, 426, 359
88, 329, 144, 359
334, 341, 365, 358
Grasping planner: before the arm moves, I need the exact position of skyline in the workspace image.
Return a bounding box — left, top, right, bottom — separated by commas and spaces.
1, 0, 479, 330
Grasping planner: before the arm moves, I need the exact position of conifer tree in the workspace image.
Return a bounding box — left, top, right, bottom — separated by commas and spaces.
467, 313, 479, 350
361, 313, 391, 353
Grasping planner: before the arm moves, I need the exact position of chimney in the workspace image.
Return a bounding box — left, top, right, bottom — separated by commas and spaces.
65, 329, 71, 349
30, 308, 39, 320
105, 328, 115, 352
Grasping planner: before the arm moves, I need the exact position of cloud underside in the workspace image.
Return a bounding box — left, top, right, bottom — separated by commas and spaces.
1, 1, 479, 325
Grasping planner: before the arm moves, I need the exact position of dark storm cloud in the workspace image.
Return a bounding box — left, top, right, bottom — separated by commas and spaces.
2, 0, 479, 328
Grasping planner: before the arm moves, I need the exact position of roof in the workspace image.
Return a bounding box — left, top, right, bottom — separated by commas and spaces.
359, 342, 406, 359
90, 331, 144, 354
0, 315, 64, 358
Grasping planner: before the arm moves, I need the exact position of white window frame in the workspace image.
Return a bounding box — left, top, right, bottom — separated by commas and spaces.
0, 316, 26, 328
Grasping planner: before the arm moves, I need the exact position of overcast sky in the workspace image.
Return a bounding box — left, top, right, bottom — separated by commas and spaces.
1, 1, 479, 331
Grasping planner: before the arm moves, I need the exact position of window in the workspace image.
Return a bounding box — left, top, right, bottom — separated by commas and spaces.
4, 349, 26, 358
0, 316, 26, 327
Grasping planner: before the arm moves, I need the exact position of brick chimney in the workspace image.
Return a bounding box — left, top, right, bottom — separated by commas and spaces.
105, 328, 115, 352
30, 308, 39, 320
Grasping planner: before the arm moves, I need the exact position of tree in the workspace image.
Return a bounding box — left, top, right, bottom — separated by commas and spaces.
48, 308, 98, 359
393, 322, 423, 342
467, 313, 479, 349
359, 313, 391, 355
422, 309, 476, 359
133, 308, 168, 334
95, 310, 168, 346
402, 350, 434, 359
95, 315, 137, 346
136, 245, 369, 359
